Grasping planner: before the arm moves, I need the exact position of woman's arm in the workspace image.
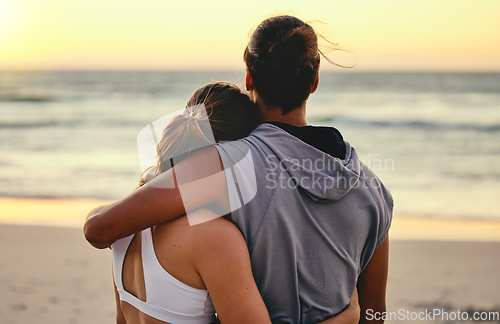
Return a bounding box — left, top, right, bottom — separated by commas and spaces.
194, 216, 359, 324
189, 215, 271, 324
84, 147, 226, 248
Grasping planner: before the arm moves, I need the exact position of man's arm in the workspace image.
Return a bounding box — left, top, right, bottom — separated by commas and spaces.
357, 237, 389, 324
84, 147, 226, 249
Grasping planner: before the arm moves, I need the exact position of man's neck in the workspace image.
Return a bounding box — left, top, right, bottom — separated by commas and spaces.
256, 97, 308, 127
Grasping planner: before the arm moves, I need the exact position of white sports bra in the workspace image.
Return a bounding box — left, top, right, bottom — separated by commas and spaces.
112, 228, 216, 323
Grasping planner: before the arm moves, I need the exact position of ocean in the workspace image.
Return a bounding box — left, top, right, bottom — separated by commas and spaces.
1, 71, 499, 220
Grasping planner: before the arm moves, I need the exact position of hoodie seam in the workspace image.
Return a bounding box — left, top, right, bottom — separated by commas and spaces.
246, 186, 278, 248
241, 134, 280, 247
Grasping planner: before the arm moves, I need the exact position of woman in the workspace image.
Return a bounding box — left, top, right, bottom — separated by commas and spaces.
111, 82, 360, 323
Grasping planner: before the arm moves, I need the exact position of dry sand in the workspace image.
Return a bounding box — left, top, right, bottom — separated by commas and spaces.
0, 198, 499, 323
0, 224, 114, 324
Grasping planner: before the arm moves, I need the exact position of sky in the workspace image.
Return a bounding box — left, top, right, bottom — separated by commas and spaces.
1, 0, 499, 71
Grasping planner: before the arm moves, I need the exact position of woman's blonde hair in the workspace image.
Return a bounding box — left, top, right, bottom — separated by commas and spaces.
140, 81, 259, 186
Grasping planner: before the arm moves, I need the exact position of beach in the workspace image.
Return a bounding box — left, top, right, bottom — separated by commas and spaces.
1, 198, 499, 323
1, 20, 499, 324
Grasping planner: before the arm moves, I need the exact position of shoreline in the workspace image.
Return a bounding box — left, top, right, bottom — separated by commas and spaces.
1, 197, 500, 241
0, 197, 114, 228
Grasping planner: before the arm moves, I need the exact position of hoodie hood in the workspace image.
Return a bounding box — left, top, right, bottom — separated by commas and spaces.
247, 123, 361, 202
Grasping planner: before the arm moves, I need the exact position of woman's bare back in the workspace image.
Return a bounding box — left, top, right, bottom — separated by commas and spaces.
118, 216, 214, 323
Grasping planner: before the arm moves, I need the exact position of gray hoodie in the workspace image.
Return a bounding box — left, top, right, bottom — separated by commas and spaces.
216, 123, 393, 324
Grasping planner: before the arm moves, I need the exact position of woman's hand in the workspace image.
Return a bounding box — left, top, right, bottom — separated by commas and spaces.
318, 288, 360, 324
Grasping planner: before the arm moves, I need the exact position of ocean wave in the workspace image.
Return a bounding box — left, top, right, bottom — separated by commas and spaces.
331, 116, 500, 132
0, 120, 64, 129
0, 118, 150, 130
0, 88, 69, 103
0, 96, 55, 103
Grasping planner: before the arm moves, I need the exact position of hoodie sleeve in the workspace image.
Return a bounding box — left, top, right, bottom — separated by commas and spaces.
359, 166, 394, 272
376, 187, 394, 249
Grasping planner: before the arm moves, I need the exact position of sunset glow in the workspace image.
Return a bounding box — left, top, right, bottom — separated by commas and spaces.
0, 0, 15, 32
1, 0, 499, 71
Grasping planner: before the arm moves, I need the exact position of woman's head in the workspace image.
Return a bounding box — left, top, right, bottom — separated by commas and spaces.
140, 82, 259, 185
244, 15, 320, 114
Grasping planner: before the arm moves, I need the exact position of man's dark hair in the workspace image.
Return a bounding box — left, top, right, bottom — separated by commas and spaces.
244, 15, 320, 114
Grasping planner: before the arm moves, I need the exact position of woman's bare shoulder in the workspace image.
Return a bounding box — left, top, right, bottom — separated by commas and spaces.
185, 212, 243, 244
168, 210, 247, 263
154, 210, 245, 257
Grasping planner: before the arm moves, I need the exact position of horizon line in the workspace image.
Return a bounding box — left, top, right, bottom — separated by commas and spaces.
1, 68, 500, 74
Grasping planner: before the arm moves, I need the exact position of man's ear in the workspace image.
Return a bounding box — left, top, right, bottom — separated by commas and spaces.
310, 73, 319, 94
245, 69, 254, 91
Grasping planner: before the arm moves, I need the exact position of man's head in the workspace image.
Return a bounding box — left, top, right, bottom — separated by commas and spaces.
244, 15, 320, 115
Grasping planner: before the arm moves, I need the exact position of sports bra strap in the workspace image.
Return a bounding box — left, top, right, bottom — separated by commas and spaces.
112, 229, 215, 323
112, 234, 134, 291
